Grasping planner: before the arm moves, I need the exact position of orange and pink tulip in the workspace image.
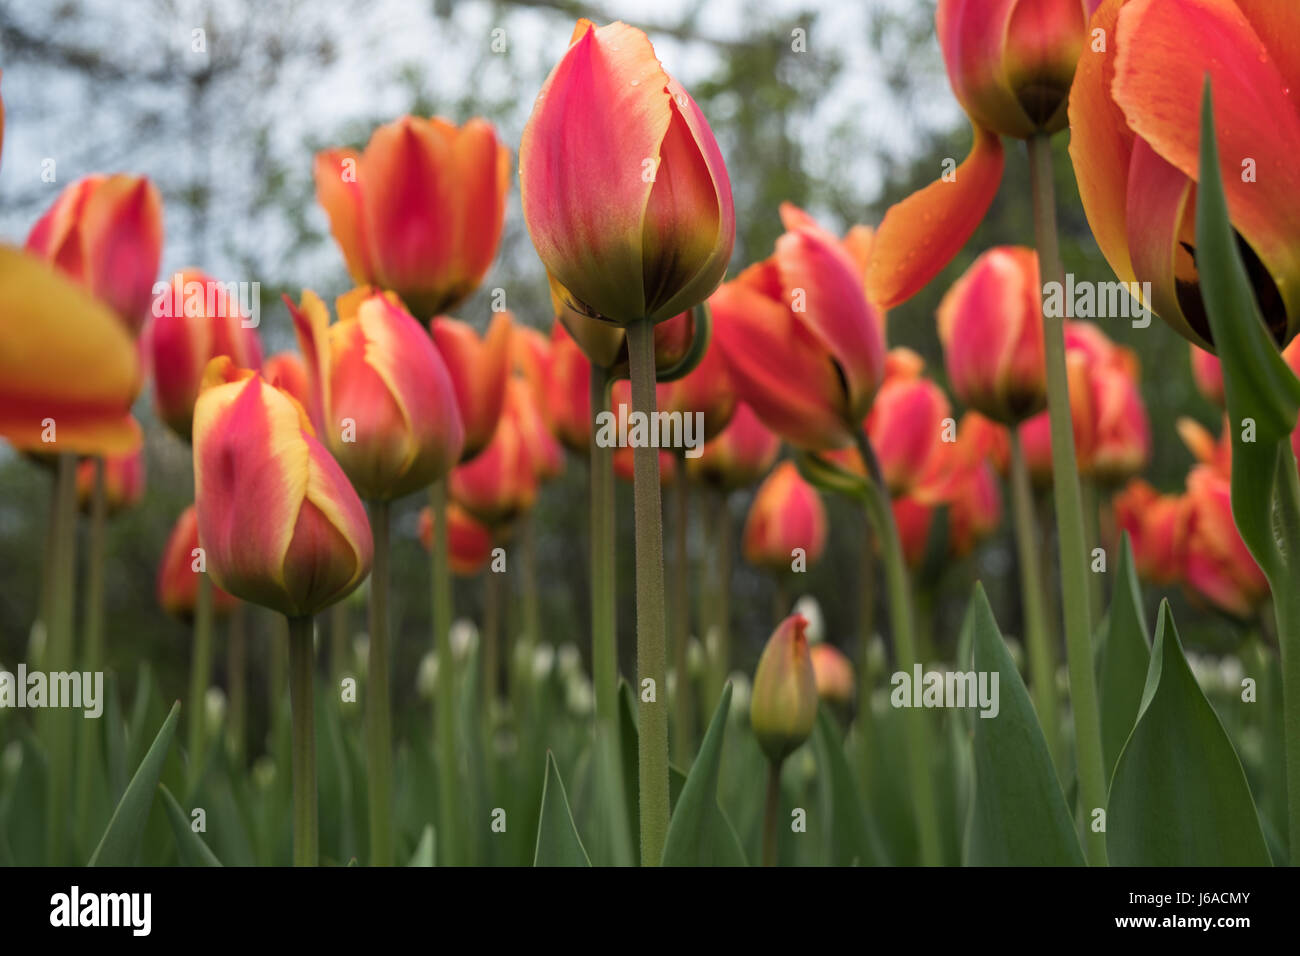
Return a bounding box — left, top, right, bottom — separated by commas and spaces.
157, 504, 239, 620
686, 401, 782, 492
418, 502, 495, 577
1112, 478, 1189, 586
77, 449, 145, 516
742, 461, 828, 574
430, 312, 512, 461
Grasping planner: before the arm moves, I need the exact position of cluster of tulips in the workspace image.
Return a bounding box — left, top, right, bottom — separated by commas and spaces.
2, 0, 1300, 867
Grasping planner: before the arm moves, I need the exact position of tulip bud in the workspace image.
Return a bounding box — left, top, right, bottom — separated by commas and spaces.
449, 379, 540, 526
687, 401, 782, 491
149, 268, 263, 443
417, 501, 495, 577
25, 174, 164, 336
1184, 466, 1269, 619
743, 461, 827, 574
545, 321, 593, 453
192, 357, 373, 617
865, 349, 954, 497
659, 336, 736, 442
809, 642, 855, 707
289, 288, 464, 501
521, 19, 734, 325
77, 449, 145, 516
157, 504, 239, 620
750, 614, 818, 763
430, 312, 512, 461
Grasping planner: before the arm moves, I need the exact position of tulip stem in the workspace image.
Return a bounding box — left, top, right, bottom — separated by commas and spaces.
590, 365, 618, 726
186, 569, 214, 787
366, 498, 394, 866
626, 317, 671, 866
74, 457, 108, 854
672, 452, 694, 764
429, 478, 460, 865
330, 600, 349, 688
853, 429, 941, 866
483, 559, 501, 709
226, 603, 246, 763
43, 454, 78, 864
521, 510, 541, 653
1028, 132, 1108, 866
1008, 430, 1064, 776
1272, 441, 1300, 863
706, 489, 733, 712
762, 758, 784, 867
287, 614, 317, 866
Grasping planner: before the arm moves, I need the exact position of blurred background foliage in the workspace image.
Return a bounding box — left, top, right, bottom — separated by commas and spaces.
0, 0, 1233, 762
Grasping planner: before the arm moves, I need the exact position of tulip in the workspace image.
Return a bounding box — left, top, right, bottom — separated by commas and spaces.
659, 336, 736, 443
550, 272, 700, 374
514, 374, 565, 484
743, 461, 828, 575
510, 324, 552, 407
315, 116, 509, 320
1112, 479, 1189, 586
947, 458, 1004, 559
865, 350, 954, 497
77, 449, 144, 516
430, 312, 512, 462
149, 268, 263, 443
809, 642, 856, 707
1176, 416, 1232, 479
157, 505, 239, 619
450, 379, 542, 527
687, 401, 782, 492
1189, 345, 1225, 408
262, 351, 314, 420
1070, 0, 1300, 349
520, 19, 734, 325
937, 246, 1047, 424
1183, 465, 1270, 618
713, 204, 887, 451
417, 502, 494, 577
25, 174, 164, 336
288, 288, 464, 501
892, 496, 936, 571
545, 321, 594, 453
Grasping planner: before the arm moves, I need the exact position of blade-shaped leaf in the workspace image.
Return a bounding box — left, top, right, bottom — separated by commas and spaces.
159, 783, 222, 867
89, 701, 180, 866
533, 751, 590, 866
964, 585, 1084, 866
407, 824, 435, 867
1107, 601, 1271, 865
1098, 533, 1152, 779
812, 708, 887, 865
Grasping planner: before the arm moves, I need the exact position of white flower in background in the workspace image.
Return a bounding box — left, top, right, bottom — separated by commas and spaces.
687, 637, 705, 678
352, 635, 369, 679
565, 675, 594, 715
450, 619, 478, 660
557, 642, 582, 677
204, 686, 227, 730
793, 594, 824, 644
417, 651, 439, 699
1219, 656, 1244, 692
532, 643, 555, 682
252, 757, 276, 791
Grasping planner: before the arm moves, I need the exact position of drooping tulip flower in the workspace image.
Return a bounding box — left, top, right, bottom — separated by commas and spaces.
520, 19, 735, 325
937, 246, 1047, 424
743, 461, 828, 574
157, 504, 239, 619
1112, 478, 1189, 586
449, 379, 540, 527
659, 337, 736, 442
430, 312, 512, 461
0, 246, 141, 455
314, 117, 510, 320
417, 502, 495, 577
867, 0, 1088, 308
809, 642, 855, 706
191, 357, 373, 617
1070, 0, 1300, 348
77, 449, 144, 516
749, 613, 818, 763
25, 174, 164, 336
289, 288, 464, 501
686, 401, 782, 492
262, 351, 314, 420
149, 268, 263, 443
1189, 345, 1224, 408
1183, 465, 1269, 618
714, 204, 887, 450
545, 321, 593, 453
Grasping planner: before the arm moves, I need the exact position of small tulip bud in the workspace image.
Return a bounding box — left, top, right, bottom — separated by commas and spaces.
749, 614, 818, 763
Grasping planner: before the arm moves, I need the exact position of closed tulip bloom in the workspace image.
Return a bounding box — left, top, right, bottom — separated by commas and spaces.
449, 380, 539, 526
546, 321, 593, 453
550, 272, 699, 373
937, 246, 1047, 424
947, 459, 1004, 558
157, 504, 239, 620
809, 642, 855, 706
1087, 357, 1151, 485
1112, 478, 1189, 586
892, 495, 936, 570
714, 204, 887, 450
430, 312, 512, 461
520, 19, 735, 325
865, 349, 954, 497
750, 614, 818, 763
0, 246, 141, 455
1184, 465, 1269, 618
1189, 345, 1224, 408
262, 351, 315, 421
686, 401, 782, 492
149, 268, 263, 443
659, 337, 737, 442
743, 461, 828, 574
290, 288, 464, 501
77, 449, 145, 516
315, 116, 510, 320
417, 502, 495, 577
510, 324, 552, 406
192, 358, 373, 617
1070, 0, 1300, 349
25, 174, 164, 337
513, 375, 565, 483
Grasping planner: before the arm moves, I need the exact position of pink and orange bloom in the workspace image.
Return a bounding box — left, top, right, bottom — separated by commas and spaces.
450, 380, 544, 527
809, 642, 856, 706
77, 450, 145, 516
430, 312, 512, 461
418, 502, 495, 577
742, 461, 828, 574
750, 614, 818, 763
687, 401, 782, 492
157, 504, 239, 620
1112, 478, 1189, 586
1184, 466, 1270, 618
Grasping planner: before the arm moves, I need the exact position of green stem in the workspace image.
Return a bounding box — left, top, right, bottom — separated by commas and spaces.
1028, 132, 1107, 865
1080, 478, 1104, 624
705, 489, 732, 711
287, 614, 317, 866
521, 510, 541, 653
330, 600, 348, 688
1008, 430, 1064, 775
762, 758, 783, 867
853, 430, 941, 866
1271, 442, 1300, 863
429, 478, 460, 866
671, 453, 694, 764
366, 498, 393, 866
590, 365, 618, 726
626, 317, 670, 867
483, 562, 501, 710
226, 603, 246, 763
187, 569, 214, 786
43, 454, 77, 864
74, 457, 107, 853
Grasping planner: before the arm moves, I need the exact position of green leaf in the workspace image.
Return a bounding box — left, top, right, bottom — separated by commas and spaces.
812, 709, 887, 865
89, 701, 180, 866
158, 783, 222, 866
964, 585, 1084, 866
661, 683, 748, 866
1107, 601, 1271, 865
1098, 533, 1152, 779
407, 824, 435, 867
533, 751, 590, 866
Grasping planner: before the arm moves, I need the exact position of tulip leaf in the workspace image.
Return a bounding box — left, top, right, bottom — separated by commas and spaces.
533, 751, 590, 867
1107, 601, 1271, 865
89, 701, 180, 866
661, 683, 748, 866
159, 783, 222, 867
963, 585, 1084, 866
812, 708, 887, 865
1098, 533, 1151, 779
407, 824, 436, 867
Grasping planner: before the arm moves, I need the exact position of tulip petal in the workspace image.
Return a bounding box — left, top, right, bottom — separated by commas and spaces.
314, 148, 372, 283
866, 123, 1004, 309
79, 176, 164, 333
